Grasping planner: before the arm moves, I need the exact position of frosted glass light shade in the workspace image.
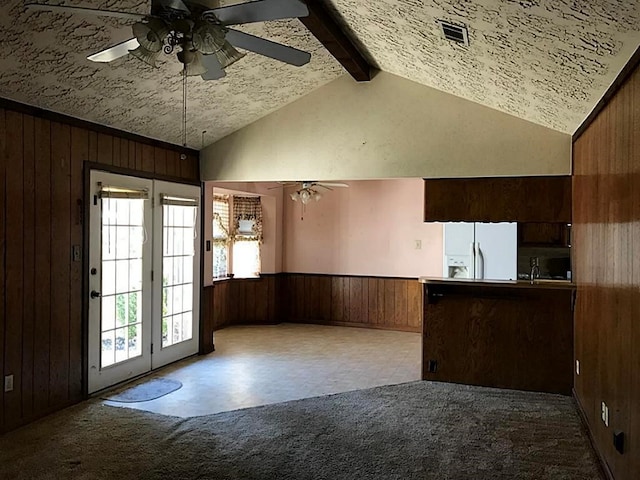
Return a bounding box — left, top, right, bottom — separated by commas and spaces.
132, 19, 169, 52
192, 22, 226, 54
181, 51, 208, 76
300, 189, 311, 204
215, 42, 245, 68
129, 45, 160, 67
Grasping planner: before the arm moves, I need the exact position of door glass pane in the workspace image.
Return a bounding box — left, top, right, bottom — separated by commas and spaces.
162, 204, 196, 349
101, 197, 145, 368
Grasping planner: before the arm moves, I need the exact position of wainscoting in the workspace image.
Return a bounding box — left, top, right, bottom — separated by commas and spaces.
0, 103, 199, 434
281, 274, 422, 332
201, 275, 278, 348
202, 274, 422, 348
573, 60, 640, 479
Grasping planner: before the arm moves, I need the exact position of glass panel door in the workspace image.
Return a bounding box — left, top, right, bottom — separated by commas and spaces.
152, 181, 201, 368
88, 174, 201, 391
88, 172, 153, 393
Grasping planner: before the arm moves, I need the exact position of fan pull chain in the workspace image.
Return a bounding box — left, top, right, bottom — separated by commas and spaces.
182, 66, 188, 147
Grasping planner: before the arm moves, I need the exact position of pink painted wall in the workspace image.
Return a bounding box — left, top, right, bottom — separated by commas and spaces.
283, 178, 443, 278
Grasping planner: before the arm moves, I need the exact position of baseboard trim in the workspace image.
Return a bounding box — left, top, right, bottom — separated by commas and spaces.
290, 318, 421, 334
572, 389, 614, 480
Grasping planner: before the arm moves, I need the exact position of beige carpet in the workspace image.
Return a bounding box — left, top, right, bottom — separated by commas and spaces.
0, 381, 602, 479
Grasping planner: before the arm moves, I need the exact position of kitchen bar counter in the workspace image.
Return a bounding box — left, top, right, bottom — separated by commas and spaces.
420, 277, 574, 395
419, 276, 575, 290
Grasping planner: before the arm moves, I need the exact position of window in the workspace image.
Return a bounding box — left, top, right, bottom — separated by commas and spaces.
212, 194, 263, 279
212, 195, 230, 278
232, 196, 262, 278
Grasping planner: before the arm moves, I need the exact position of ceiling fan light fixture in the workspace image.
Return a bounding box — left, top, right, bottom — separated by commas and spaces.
182, 50, 208, 76
129, 44, 160, 67
132, 18, 169, 52
290, 192, 300, 202
215, 42, 245, 68
192, 21, 227, 54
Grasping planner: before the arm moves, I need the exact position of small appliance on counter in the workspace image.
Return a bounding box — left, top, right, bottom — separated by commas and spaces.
443, 222, 518, 281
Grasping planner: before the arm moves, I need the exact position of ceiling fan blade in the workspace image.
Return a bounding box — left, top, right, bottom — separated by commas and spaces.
317, 182, 349, 188
209, 0, 309, 26
25, 3, 147, 21
200, 54, 226, 80
87, 38, 140, 63
226, 29, 310, 66
151, 0, 190, 15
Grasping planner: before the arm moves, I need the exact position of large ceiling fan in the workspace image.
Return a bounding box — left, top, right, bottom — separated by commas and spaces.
25, 0, 313, 81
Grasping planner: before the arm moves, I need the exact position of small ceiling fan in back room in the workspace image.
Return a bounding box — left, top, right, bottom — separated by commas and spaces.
277, 181, 349, 204
25, 0, 313, 81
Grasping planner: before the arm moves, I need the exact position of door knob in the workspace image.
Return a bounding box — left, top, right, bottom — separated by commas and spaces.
90, 290, 101, 299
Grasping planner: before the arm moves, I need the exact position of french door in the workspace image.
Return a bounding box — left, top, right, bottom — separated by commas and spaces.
88, 171, 201, 393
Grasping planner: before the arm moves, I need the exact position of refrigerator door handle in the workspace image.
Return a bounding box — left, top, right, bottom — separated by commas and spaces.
470, 242, 476, 278
476, 243, 485, 279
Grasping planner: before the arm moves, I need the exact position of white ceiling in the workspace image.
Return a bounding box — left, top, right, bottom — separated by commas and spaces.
0, 0, 343, 148
0, 1, 638, 149
323, 0, 640, 133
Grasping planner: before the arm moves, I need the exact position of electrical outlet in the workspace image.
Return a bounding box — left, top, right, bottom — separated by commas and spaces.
4, 375, 13, 392
576, 360, 580, 375
414, 239, 422, 250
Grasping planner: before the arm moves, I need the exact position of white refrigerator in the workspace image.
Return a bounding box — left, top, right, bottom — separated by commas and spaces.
443, 222, 517, 281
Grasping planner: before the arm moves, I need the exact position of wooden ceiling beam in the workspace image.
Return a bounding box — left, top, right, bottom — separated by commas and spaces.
299, 1, 373, 82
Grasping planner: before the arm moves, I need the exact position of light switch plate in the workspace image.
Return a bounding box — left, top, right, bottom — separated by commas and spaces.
4, 375, 13, 392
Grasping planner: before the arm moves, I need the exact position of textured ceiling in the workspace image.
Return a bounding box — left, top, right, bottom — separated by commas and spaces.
1, 1, 639, 149
0, 0, 343, 148
323, 0, 640, 133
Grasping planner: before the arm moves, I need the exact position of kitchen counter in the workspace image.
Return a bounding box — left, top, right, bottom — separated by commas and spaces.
420, 276, 574, 395
419, 276, 575, 290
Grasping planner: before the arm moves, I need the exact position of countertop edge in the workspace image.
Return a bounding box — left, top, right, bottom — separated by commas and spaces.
419, 277, 575, 290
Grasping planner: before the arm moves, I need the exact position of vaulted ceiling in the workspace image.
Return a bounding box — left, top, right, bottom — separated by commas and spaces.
323, 0, 640, 133
0, 0, 638, 149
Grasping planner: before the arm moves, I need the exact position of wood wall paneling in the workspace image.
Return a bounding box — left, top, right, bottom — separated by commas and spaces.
5, 110, 24, 430
573, 62, 640, 480
21, 114, 35, 420
0, 101, 200, 434
200, 275, 423, 343
49, 121, 72, 408
280, 274, 421, 332
0, 109, 6, 431
33, 117, 52, 415
69, 127, 87, 402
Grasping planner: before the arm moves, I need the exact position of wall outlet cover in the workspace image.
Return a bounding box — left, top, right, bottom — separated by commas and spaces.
4, 374, 14, 392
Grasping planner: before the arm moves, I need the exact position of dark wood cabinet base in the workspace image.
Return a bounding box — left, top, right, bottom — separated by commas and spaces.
421, 280, 574, 395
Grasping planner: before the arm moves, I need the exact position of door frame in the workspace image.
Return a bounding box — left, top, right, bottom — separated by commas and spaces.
82, 163, 202, 396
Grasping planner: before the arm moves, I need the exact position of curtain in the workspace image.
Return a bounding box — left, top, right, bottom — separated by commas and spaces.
232, 196, 263, 243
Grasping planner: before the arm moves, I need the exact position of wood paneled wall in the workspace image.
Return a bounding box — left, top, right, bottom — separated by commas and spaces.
0, 105, 199, 434
281, 274, 422, 332
573, 63, 640, 479
201, 274, 422, 338
201, 276, 278, 335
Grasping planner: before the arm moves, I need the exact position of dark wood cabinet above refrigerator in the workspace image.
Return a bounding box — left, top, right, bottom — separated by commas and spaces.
423, 176, 572, 223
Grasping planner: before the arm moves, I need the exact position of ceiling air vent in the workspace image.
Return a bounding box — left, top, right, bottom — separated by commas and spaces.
438, 20, 469, 46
